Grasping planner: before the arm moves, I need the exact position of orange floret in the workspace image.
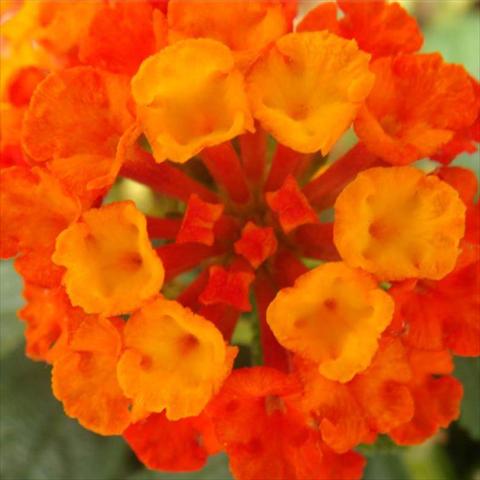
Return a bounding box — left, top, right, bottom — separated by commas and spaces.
389, 349, 463, 445
267, 262, 393, 382
432, 77, 480, 164
0, 1, 58, 100
348, 336, 414, 433
52, 201, 164, 315
0, 103, 28, 167
0, 166, 80, 259
208, 366, 324, 480
131, 39, 253, 164
167, 0, 291, 67
6, 66, 46, 107
334, 166, 466, 281
176, 194, 224, 246
354, 54, 478, 165
234, 222, 278, 269
79, 2, 162, 76
47, 154, 120, 210
296, 3, 340, 35
296, 336, 413, 452
117, 297, 237, 420
14, 251, 65, 290
298, 1, 423, 59
336, 0, 422, 56
246, 31, 374, 154
19, 285, 75, 363
52, 316, 131, 435
295, 358, 369, 453
124, 412, 214, 472
33, 1, 99, 56
1, 1, 94, 55
209, 366, 365, 480
200, 265, 255, 312
266, 175, 318, 233
390, 255, 480, 357
22, 67, 133, 162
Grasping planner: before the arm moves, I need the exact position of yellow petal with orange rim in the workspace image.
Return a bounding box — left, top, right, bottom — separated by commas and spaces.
247, 31, 374, 154
167, 0, 290, 68
117, 297, 237, 420
334, 166, 466, 281
53, 201, 164, 316
52, 316, 131, 435
131, 39, 253, 164
267, 262, 393, 382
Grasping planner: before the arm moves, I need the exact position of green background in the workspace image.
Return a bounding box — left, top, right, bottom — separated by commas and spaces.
1, 1, 479, 479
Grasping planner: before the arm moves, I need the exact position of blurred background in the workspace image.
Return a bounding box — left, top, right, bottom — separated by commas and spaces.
0, 1, 479, 479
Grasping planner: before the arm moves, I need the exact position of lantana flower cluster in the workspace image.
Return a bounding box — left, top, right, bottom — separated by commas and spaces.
1, 1, 479, 479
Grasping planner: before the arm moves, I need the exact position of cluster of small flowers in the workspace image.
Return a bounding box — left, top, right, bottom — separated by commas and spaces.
1, 1, 479, 479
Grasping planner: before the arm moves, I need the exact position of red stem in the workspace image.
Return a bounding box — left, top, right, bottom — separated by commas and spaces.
198, 304, 239, 341
254, 270, 290, 371
264, 143, 308, 192
302, 142, 382, 209
239, 128, 267, 184
177, 269, 209, 310
201, 142, 250, 204
156, 243, 221, 281
271, 249, 308, 288
120, 149, 218, 204
294, 223, 340, 261
146, 216, 181, 239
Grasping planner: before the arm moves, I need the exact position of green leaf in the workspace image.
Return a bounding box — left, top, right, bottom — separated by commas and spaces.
422, 13, 480, 77
363, 451, 411, 480
0, 260, 24, 358
0, 346, 132, 480
126, 454, 232, 480
455, 357, 480, 440
402, 440, 455, 480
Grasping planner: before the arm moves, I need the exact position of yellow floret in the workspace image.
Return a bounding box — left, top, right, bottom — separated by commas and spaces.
53, 201, 165, 315
334, 166, 466, 281
267, 262, 393, 382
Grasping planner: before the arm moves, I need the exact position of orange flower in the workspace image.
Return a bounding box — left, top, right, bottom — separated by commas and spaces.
14, 250, 65, 289
176, 194, 224, 246
354, 54, 478, 165
5, 66, 46, 107
296, 336, 414, 453
266, 175, 318, 233
295, 358, 370, 453
390, 254, 480, 356
0, 102, 28, 167
47, 154, 119, 210
19, 284, 80, 363
267, 262, 393, 382
298, 0, 423, 58
2, 2, 479, 477
52, 316, 131, 435
131, 39, 254, 163
22, 67, 133, 162
247, 31, 374, 154
209, 367, 365, 480
53, 201, 165, 315
0, 166, 80, 258
79, 1, 165, 76
234, 222, 278, 269
167, 0, 292, 67
117, 297, 237, 420
389, 349, 463, 445
200, 264, 255, 312
31, 1, 99, 56
334, 166, 466, 281
124, 412, 218, 472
